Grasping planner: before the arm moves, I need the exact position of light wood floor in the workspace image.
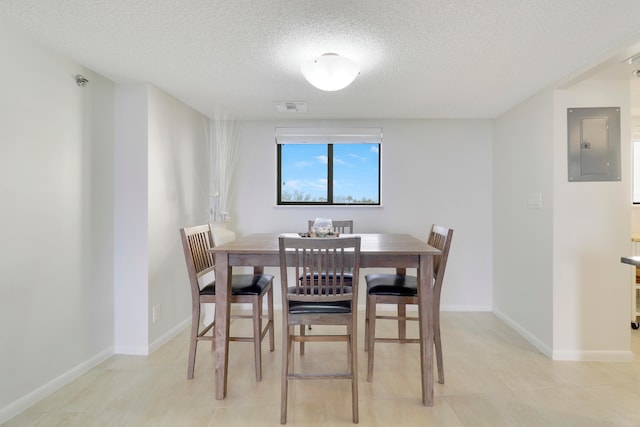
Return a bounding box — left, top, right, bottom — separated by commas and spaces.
5, 311, 640, 426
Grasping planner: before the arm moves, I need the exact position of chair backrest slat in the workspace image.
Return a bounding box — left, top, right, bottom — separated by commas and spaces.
188, 231, 214, 274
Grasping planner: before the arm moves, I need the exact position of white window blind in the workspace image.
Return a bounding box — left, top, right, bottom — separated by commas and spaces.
275, 127, 383, 144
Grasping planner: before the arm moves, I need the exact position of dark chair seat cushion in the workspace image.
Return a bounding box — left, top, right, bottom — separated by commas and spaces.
288, 300, 352, 314
365, 273, 418, 296
200, 273, 274, 296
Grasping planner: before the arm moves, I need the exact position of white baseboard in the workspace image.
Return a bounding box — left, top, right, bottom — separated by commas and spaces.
552, 350, 633, 362
112, 344, 150, 355
494, 309, 634, 361
149, 317, 191, 353
1, 318, 192, 425
0, 347, 113, 425
114, 317, 191, 355
493, 309, 553, 358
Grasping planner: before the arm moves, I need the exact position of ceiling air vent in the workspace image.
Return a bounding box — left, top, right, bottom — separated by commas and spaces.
274, 102, 307, 113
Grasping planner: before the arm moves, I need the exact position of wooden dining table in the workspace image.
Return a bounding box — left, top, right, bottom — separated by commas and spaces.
210, 232, 442, 406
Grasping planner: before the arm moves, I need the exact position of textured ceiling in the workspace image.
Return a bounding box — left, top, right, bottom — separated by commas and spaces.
2, 0, 640, 120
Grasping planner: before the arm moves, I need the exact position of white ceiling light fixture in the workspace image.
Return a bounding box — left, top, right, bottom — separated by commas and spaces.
300, 53, 360, 91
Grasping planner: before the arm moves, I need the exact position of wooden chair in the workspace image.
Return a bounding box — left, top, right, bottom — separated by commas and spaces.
278, 236, 361, 424
179, 224, 275, 381
364, 224, 453, 384
307, 219, 354, 234
302, 219, 354, 343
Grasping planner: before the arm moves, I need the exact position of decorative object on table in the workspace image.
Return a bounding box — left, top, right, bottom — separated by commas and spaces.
210, 221, 237, 247
208, 112, 240, 223
311, 217, 333, 237
308, 219, 353, 235
298, 231, 340, 238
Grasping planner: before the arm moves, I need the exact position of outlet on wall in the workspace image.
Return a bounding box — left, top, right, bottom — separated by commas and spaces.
152, 304, 161, 323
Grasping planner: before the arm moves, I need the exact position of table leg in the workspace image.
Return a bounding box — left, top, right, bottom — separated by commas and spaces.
418, 254, 434, 406
214, 251, 231, 399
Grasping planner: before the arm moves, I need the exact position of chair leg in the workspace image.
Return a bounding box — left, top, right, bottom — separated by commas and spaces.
268, 287, 275, 352
398, 302, 407, 342
349, 323, 359, 423
253, 296, 263, 381
299, 324, 306, 355
187, 303, 200, 379
434, 317, 444, 384
281, 324, 292, 424
364, 290, 370, 352
211, 304, 216, 351
367, 294, 377, 382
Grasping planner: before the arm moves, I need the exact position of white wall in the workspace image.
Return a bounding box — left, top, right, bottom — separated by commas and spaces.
114, 84, 210, 354
0, 27, 115, 420
232, 119, 494, 311
493, 89, 555, 356
0, 28, 209, 422
147, 86, 209, 347
494, 80, 633, 361
114, 84, 150, 354
552, 80, 632, 360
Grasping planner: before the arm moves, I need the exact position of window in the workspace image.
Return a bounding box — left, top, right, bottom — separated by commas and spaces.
276, 128, 381, 205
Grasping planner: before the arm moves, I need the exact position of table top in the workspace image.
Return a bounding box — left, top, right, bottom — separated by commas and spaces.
210, 232, 442, 256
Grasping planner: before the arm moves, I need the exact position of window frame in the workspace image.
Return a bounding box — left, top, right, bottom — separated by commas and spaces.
275, 128, 382, 206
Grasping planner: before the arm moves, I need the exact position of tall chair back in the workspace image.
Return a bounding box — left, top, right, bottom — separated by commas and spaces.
181, 225, 215, 308
429, 224, 454, 313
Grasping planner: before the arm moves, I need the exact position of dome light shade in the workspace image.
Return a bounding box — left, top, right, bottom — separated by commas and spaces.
300, 53, 360, 91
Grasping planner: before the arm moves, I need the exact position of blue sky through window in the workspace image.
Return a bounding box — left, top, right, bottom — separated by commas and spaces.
280, 143, 379, 203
